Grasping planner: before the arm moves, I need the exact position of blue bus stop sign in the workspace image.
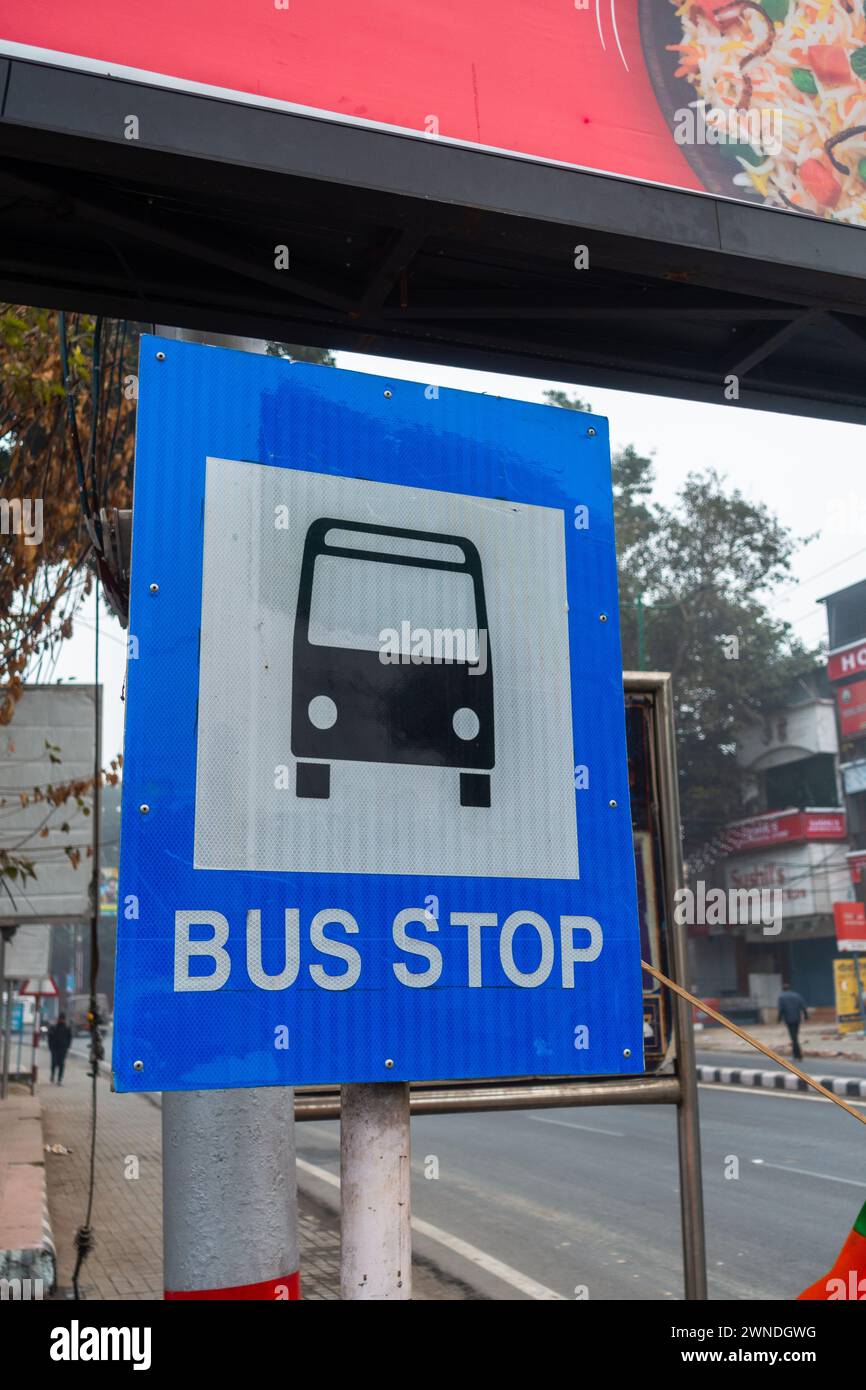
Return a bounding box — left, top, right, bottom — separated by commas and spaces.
113, 336, 643, 1091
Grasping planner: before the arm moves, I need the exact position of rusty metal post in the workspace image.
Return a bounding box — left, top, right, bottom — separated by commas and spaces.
652, 672, 708, 1300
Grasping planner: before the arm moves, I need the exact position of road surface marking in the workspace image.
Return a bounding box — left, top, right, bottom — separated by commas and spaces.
296, 1156, 565, 1300
531, 1115, 625, 1138
750, 1158, 866, 1188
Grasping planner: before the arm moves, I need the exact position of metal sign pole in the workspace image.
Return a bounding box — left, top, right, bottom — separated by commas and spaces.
154, 326, 301, 1300
162, 1086, 300, 1299
0, 928, 5, 1099
0, 928, 5, 1100
340, 1082, 412, 1300
0, 927, 16, 1099
1, 979, 12, 1100
31, 997, 41, 1095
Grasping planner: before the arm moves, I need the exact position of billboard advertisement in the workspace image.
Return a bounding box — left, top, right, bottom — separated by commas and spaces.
833, 955, 866, 1033
848, 848, 866, 884
828, 637, 866, 683
834, 900, 866, 951
724, 839, 851, 921
4, 2, 866, 228
836, 677, 866, 739
726, 808, 847, 852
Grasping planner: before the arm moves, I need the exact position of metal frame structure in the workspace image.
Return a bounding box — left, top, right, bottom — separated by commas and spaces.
0, 39, 781, 1293
1, 51, 866, 424
295, 672, 708, 1300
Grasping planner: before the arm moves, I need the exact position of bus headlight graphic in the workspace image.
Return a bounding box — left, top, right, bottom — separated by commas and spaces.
308, 695, 338, 729
291, 518, 494, 807
453, 708, 480, 741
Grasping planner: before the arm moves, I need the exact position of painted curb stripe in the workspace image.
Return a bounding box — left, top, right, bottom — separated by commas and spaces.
165, 1270, 300, 1300
697, 1065, 866, 1097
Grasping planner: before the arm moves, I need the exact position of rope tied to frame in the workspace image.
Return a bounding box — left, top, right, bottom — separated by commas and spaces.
642, 960, 866, 1128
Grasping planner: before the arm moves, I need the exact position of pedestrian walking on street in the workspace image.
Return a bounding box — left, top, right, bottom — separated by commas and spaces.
778, 982, 809, 1061
48, 1013, 72, 1085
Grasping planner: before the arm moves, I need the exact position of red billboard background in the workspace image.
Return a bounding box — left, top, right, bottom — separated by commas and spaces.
834, 900, 866, 950
836, 678, 866, 739
849, 849, 866, 885
727, 809, 848, 853
828, 638, 866, 683
3, 2, 866, 227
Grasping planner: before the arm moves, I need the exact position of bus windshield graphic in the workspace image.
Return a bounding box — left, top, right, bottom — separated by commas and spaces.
291, 518, 494, 806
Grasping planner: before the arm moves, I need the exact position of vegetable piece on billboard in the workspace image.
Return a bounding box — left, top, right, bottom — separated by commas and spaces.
799, 157, 843, 206
664, 0, 866, 224
807, 44, 851, 86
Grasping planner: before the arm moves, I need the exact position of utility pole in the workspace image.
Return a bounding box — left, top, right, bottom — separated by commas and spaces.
155, 326, 300, 1300
341, 1083, 411, 1300
0, 927, 11, 1099
635, 593, 647, 672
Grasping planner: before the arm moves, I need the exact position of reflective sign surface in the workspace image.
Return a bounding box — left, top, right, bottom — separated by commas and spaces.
113, 337, 642, 1090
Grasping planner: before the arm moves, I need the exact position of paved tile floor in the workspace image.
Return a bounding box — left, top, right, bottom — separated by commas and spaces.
37, 1045, 466, 1299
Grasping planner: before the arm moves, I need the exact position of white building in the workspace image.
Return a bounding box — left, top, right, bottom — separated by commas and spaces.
690, 670, 853, 1009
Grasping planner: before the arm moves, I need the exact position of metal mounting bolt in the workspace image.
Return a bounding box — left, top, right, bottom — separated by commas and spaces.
384, 389, 393, 398
587, 427, 597, 437
139, 803, 150, 815
609, 799, 617, 808
155, 351, 166, 361
133, 1060, 144, 1071
599, 613, 608, 623
384, 1058, 394, 1069
149, 583, 159, 594
623, 1049, 631, 1059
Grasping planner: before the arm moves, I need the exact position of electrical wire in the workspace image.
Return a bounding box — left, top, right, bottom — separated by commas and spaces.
102, 320, 128, 499
58, 312, 100, 551
71, 578, 102, 1300
87, 316, 104, 534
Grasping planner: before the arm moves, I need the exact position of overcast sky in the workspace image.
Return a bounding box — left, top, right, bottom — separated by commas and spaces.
52, 349, 866, 763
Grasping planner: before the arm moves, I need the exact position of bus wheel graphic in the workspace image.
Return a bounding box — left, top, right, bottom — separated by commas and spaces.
459, 772, 490, 807
296, 762, 331, 799
290, 518, 494, 806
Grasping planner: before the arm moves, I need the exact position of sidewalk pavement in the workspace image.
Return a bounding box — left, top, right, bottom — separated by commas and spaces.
696, 1018, 866, 1063
35, 1044, 469, 1300
0, 1090, 56, 1289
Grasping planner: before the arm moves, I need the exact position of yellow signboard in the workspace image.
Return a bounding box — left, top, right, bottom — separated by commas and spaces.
833, 957, 866, 1034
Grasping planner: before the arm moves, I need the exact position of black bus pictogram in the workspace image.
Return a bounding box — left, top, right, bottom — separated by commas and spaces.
291, 518, 494, 806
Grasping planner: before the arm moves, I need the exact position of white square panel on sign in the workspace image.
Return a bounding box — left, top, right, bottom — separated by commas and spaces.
194, 459, 578, 880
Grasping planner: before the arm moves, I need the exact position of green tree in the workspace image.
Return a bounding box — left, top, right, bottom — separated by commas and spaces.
0, 306, 131, 895
545, 390, 813, 863
0, 317, 335, 885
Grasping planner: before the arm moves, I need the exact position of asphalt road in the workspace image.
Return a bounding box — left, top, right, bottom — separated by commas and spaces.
68, 1027, 866, 1299
297, 1083, 866, 1300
